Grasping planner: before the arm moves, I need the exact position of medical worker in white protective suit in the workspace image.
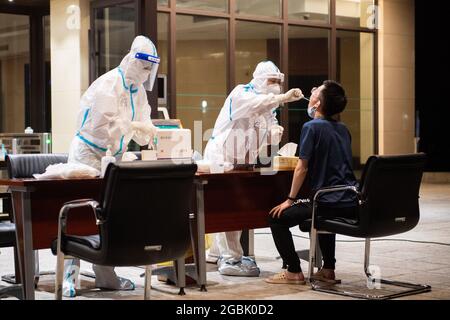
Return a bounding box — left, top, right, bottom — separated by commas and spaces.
64, 36, 160, 297
204, 61, 304, 276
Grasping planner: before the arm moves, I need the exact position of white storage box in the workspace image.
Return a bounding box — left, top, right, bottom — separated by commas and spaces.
155, 129, 192, 159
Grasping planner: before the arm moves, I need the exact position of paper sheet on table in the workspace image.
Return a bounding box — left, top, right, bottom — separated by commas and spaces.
277, 143, 298, 157
195, 160, 234, 173
122, 152, 138, 162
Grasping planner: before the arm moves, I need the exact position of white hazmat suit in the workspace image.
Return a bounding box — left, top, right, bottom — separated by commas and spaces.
204, 61, 303, 276
69, 36, 159, 171
64, 36, 160, 297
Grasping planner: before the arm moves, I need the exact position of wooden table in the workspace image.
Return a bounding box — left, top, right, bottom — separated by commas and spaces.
0, 169, 297, 299
191, 169, 295, 290
0, 178, 102, 299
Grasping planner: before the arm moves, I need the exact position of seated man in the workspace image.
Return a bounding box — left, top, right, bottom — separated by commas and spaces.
266, 80, 358, 285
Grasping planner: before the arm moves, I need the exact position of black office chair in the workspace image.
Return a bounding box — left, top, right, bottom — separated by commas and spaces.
1, 158, 22, 299
6, 154, 69, 179
54, 161, 197, 300
0, 205, 22, 299
4, 154, 69, 286
303, 153, 432, 300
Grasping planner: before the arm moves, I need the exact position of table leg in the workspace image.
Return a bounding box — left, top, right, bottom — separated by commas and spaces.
248, 230, 255, 257
191, 181, 207, 292
241, 230, 255, 257
12, 191, 35, 300
174, 258, 186, 296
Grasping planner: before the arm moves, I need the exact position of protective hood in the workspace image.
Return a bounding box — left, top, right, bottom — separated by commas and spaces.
250, 61, 284, 94
119, 35, 160, 91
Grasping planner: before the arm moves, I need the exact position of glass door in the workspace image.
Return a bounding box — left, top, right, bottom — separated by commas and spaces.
90, 0, 137, 82
0, 14, 30, 133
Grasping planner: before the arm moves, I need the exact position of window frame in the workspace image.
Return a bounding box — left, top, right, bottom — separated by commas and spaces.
86, 0, 378, 158
0, 3, 50, 133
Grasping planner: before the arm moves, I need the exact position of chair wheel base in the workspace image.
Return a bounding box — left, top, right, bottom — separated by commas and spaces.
311, 279, 432, 300
0, 285, 23, 300
1, 274, 18, 285
2, 273, 42, 288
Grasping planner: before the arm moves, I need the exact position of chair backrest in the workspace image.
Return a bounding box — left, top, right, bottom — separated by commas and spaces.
97, 160, 197, 266
358, 153, 427, 238
6, 154, 68, 178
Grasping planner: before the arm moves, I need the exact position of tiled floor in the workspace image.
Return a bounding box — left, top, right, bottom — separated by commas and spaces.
1, 182, 449, 300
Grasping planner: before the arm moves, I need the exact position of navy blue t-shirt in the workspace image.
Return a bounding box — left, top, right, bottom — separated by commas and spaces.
298, 119, 358, 207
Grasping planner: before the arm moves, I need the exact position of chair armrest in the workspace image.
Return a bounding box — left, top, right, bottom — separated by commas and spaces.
313, 185, 361, 203
58, 199, 103, 236
311, 186, 362, 225
315, 185, 350, 192
56, 199, 102, 258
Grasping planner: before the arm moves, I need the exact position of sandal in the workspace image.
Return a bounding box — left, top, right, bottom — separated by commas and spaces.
265, 271, 306, 285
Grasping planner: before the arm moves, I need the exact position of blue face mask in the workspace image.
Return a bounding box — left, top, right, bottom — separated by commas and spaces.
307, 106, 318, 119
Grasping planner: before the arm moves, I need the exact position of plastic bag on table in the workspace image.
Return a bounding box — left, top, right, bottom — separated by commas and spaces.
33, 163, 100, 180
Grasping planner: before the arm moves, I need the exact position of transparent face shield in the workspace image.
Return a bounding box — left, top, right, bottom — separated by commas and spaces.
262, 72, 285, 93
135, 52, 160, 91
266, 72, 285, 84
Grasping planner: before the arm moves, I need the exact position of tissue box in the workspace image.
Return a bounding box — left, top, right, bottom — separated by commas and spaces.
273, 156, 299, 170
156, 129, 192, 159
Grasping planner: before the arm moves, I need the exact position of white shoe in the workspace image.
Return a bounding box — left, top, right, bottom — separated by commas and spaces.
92, 265, 135, 291
217, 257, 260, 277
63, 280, 77, 298
62, 259, 80, 298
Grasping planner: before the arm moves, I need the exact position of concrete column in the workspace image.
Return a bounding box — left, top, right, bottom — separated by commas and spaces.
360, 32, 374, 163
50, 0, 90, 153
378, 0, 415, 155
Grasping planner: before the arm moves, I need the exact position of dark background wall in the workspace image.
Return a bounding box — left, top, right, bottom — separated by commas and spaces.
416, 0, 450, 171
